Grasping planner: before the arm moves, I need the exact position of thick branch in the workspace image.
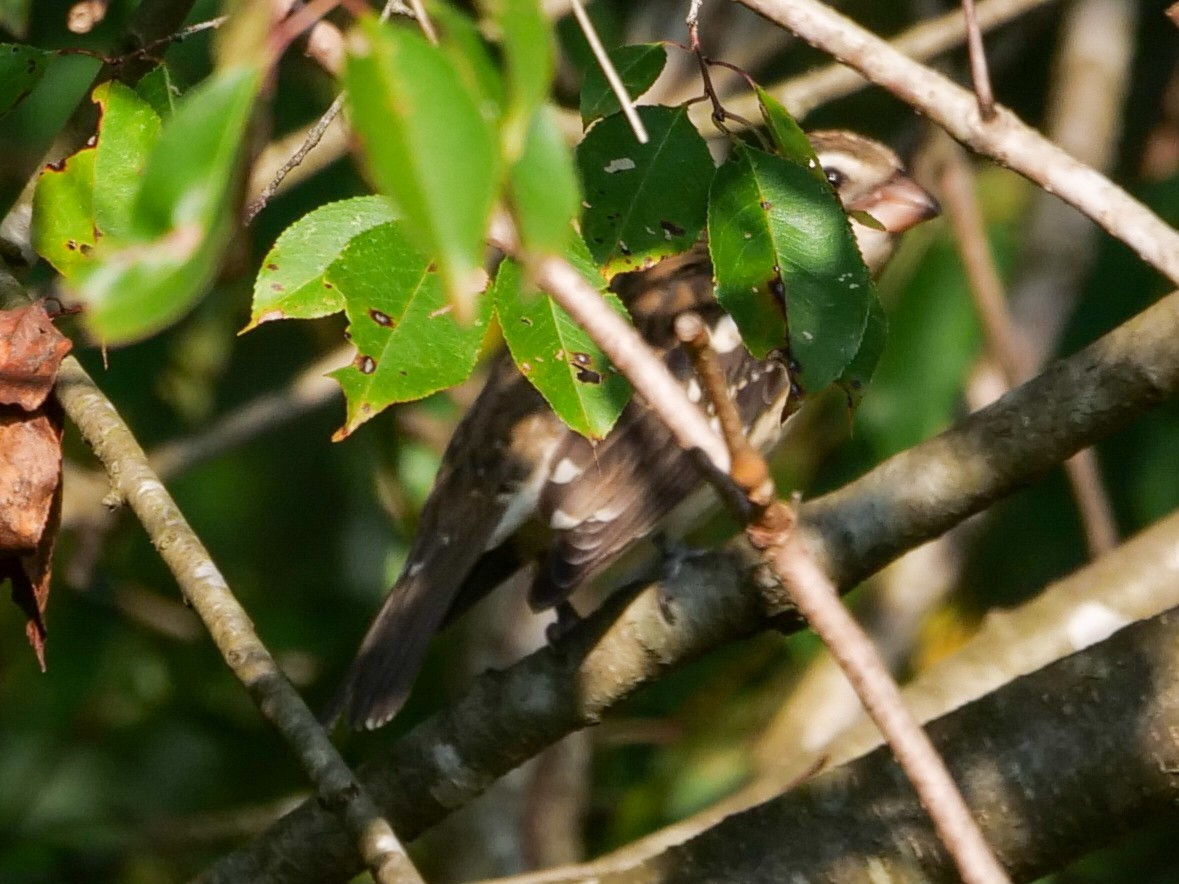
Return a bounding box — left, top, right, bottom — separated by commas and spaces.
200, 286, 1179, 883
495, 604, 1179, 883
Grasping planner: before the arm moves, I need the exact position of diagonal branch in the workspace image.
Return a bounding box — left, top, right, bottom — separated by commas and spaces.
736, 0, 1179, 286
199, 286, 1179, 884
53, 357, 424, 884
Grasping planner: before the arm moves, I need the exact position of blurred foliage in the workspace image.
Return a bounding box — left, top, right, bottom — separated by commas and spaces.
1, 1, 1179, 882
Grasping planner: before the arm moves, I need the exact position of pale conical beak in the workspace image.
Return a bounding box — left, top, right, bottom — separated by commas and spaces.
851, 173, 940, 234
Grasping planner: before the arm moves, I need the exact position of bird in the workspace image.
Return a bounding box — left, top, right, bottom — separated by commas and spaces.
328, 130, 940, 730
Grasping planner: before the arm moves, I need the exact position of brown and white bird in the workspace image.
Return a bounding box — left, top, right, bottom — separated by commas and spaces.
328, 131, 939, 729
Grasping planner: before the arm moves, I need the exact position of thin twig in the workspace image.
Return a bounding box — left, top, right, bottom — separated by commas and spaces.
712, 0, 1058, 128
673, 312, 772, 514
52, 358, 424, 884
762, 528, 1012, 884
961, 0, 997, 119
488, 213, 730, 472
406, 0, 437, 43
569, 0, 649, 143
245, 95, 345, 224
672, 304, 1008, 882
936, 140, 1118, 556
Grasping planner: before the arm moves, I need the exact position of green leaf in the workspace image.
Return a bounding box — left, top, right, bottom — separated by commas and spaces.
754, 85, 827, 185
510, 106, 579, 255
836, 293, 885, 408
580, 43, 667, 127
247, 196, 398, 330
91, 80, 163, 239
494, 236, 632, 439
708, 144, 872, 394
345, 16, 499, 323
0, 42, 49, 118
69, 66, 262, 344
483, 0, 552, 159
578, 105, 714, 275
329, 221, 492, 439
135, 64, 181, 119
31, 144, 97, 276
429, 3, 504, 121
32, 81, 161, 274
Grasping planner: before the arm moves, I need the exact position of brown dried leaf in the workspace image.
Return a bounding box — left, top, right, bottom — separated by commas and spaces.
1, 400, 64, 671
0, 303, 73, 410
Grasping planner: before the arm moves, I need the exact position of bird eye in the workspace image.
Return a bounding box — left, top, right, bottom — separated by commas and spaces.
824, 166, 846, 190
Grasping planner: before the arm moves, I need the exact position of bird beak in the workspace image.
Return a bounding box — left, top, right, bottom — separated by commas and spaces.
850, 173, 940, 234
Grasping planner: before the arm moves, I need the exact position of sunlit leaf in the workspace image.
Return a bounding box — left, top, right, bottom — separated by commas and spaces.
580, 43, 666, 127
91, 81, 163, 239
430, 2, 503, 121
755, 85, 827, 185
484, 0, 551, 159
70, 66, 262, 344
329, 222, 492, 439
247, 196, 397, 330
494, 236, 631, 438
32, 81, 162, 276
708, 144, 872, 394
510, 106, 579, 255
345, 15, 499, 322
31, 144, 97, 276
0, 42, 49, 118
578, 105, 713, 275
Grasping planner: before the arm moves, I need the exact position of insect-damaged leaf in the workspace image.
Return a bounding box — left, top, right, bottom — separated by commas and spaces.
62, 66, 261, 344
329, 222, 491, 440
247, 196, 397, 330
578, 105, 713, 275
494, 236, 632, 439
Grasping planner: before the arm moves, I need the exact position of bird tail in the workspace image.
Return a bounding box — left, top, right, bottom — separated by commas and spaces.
324, 544, 484, 730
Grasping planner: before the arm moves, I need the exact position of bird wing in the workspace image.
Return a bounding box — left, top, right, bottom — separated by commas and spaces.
529, 325, 792, 609
327, 356, 567, 729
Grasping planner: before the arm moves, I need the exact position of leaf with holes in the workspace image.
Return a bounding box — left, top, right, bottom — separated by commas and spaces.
67, 65, 261, 344
580, 43, 667, 128
328, 222, 492, 440
345, 15, 499, 323
0, 42, 49, 118
31, 142, 97, 276
494, 237, 632, 439
709, 144, 872, 394
32, 81, 162, 276
578, 105, 713, 275
246, 196, 397, 330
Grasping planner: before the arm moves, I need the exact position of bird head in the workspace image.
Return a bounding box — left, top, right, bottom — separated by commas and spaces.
809, 130, 940, 274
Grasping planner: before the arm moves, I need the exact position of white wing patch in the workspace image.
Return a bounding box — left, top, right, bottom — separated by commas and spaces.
550, 456, 585, 485
710, 314, 743, 354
